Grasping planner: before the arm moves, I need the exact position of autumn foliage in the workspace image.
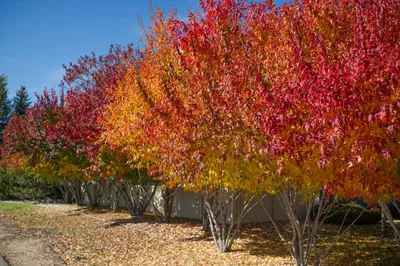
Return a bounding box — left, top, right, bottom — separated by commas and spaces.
1, 0, 399, 263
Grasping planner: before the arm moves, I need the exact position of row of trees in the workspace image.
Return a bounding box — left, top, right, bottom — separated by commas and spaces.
1, 0, 399, 265
0, 75, 52, 201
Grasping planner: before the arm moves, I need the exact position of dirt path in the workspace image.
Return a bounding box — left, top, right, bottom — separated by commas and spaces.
0, 220, 65, 266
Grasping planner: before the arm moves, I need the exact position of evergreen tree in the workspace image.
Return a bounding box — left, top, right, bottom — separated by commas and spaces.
0, 74, 11, 143
13, 86, 31, 116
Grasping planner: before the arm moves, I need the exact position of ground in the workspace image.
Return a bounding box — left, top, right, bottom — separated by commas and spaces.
0, 202, 399, 265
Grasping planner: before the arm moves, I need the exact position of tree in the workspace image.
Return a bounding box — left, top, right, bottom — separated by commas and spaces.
50, 45, 135, 162
51, 45, 139, 208
166, 0, 399, 260
166, 1, 269, 251
245, 0, 400, 264
1, 89, 89, 205
12, 86, 31, 116
98, 10, 185, 221
0, 74, 11, 143
101, 4, 267, 250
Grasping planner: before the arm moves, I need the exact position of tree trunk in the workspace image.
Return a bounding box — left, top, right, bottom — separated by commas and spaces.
85, 181, 106, 208
378, 199, 400, 248
380, 211, 387, 240
66, 181, 86, 206
161, 187, 175, 223
57, 181, 73, 204
103, 181, 120, 211
274, 189, 369, 266
113, 187, 122, 211
116, 178, 157, 218
201, 193, 211, 233
202, 188, 260, 253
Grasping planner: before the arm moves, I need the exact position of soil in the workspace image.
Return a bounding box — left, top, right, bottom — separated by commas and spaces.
0, 219, 65, 266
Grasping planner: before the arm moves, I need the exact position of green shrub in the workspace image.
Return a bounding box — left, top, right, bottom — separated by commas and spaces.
0, 168, 61, 200
314, 202, 380, 225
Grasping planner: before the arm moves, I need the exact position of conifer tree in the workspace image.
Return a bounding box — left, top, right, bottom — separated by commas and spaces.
13, 86, 31, 116
0, 74, 11, 143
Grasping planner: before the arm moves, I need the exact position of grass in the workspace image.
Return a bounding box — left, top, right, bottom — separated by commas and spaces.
0, 202, 36, 215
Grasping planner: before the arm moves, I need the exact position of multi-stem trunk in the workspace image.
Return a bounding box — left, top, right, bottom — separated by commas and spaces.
66, 181, 86, 206
57, 181, 73, 204
203, 188, 261, 253
85, 181, 106, 208
378, 198, 400, 248
103, 181, 121, 211
201, 193, 212, 233
161, 187, 175, 223
112, 186, 122, 211
264, 188, 365, 266
138, 182, 175, 223
115, 177, 158, 218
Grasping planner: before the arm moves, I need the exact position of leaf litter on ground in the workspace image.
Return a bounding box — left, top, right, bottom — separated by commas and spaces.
0, 203, 399, 265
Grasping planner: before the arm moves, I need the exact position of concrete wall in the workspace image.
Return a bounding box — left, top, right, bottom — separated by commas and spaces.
240, 193, 307, 223
84, 183, 306, 223
171, 188, 203, 219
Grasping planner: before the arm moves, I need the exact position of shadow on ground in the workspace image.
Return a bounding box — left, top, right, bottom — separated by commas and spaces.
65, 206, 202, 230
59, 205, 400, 265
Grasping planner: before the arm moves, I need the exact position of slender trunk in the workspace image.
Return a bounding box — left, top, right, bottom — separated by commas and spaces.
57, 181, 73, 203
278, 189, 305, 266
66, 181, 86, 206
96, 182, 107, 206
116, 177, 158, 218
293, 237, 303, 266
113, 186, 122, 212
379, 199, 400, 248
274, 189, 364, 266
105, 181, 121, 211
85, 182, 96, 208
202, 212, 209, 232
161, 187, 175, 223
119, 179, 138, 217
76, 181, 86, 206
392, 200, 400, 216
203, 188, 262, 253
85, 181, 106, 208
202, 193, 211, 233
380, 211, 387, 240
137, 182, 158, 215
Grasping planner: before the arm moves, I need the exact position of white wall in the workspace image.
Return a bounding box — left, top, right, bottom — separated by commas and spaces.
85, 183, 307, 223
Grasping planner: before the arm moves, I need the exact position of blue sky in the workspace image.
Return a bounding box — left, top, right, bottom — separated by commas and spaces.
0, 0, 285, 102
